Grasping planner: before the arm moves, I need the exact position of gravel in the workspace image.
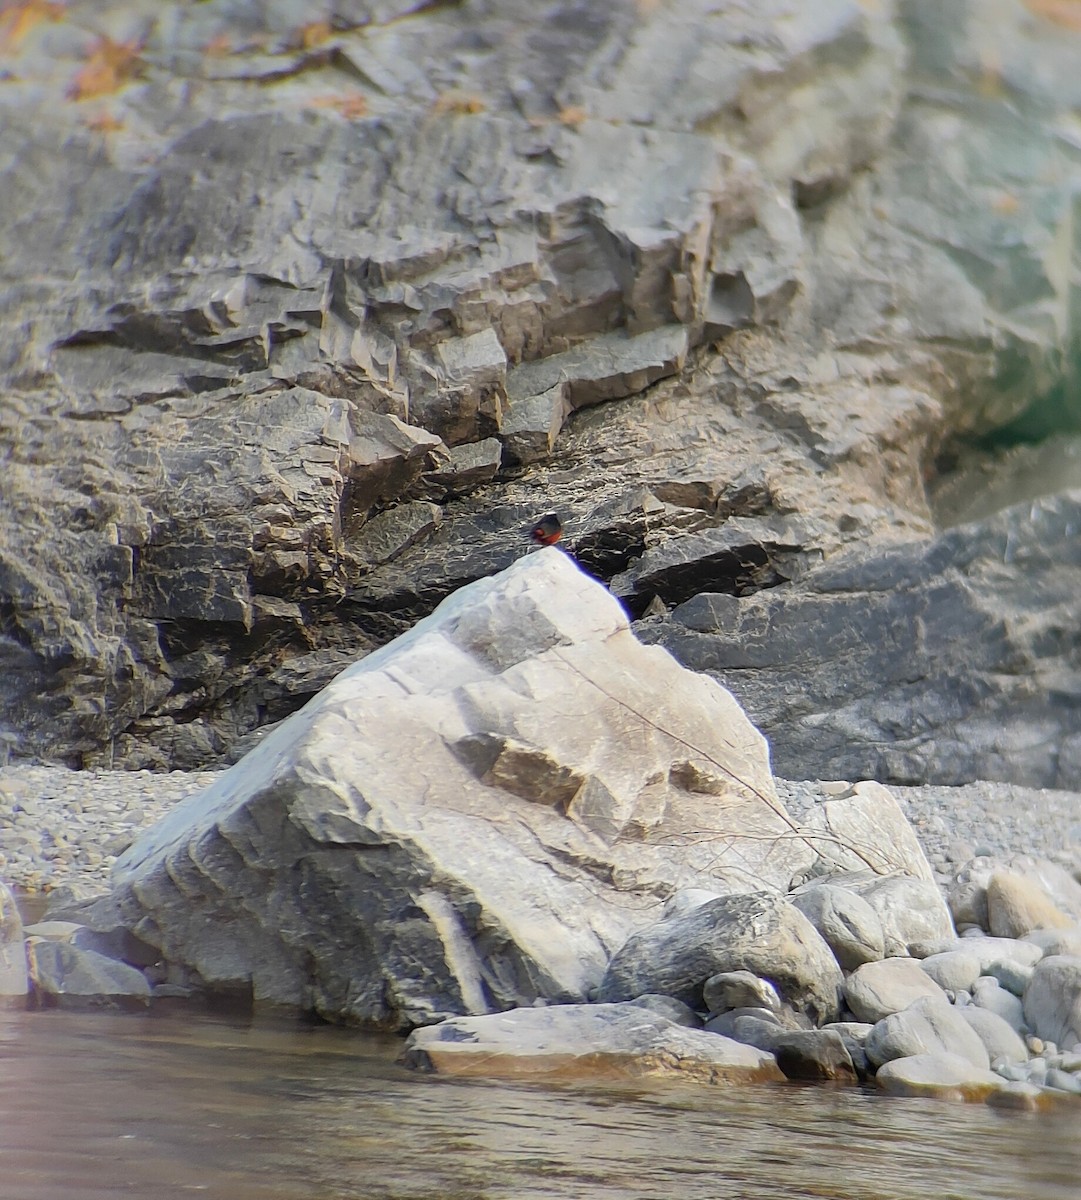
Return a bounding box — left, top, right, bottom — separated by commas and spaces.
1, 766, 1079, 897
0, 765, 221, 894
775, 779, 1081, 890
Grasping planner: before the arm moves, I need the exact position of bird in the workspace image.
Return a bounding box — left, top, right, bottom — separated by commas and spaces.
529, 513, 563, 546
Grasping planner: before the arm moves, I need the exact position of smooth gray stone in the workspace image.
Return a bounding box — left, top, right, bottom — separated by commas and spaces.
845, 957, 948, 1025
704, 1008, 784, 1040
598, 891, 843, 1025
971, 976, 1027, 1034
27, 939, 150, 1007
400, 1001, 785, 1085
958, 1006, 1028, 1067
1045, 1068, 1081, 1094
984, 958, 1034, 998
790, 883, 885, 971
1023, 955, 1081, 1048
876, 1053, 1034, 1105
865, 995, 991, 1070
919, 951, 982, 993
703, 970, 782, 1015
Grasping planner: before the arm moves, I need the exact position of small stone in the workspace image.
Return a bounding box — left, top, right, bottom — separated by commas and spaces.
1045, 1067, 1081, 1094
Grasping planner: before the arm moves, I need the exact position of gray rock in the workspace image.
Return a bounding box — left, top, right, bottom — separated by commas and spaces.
797, 782, 937, 883
26, 939, 150, 1007
399, 1001, 784, 1085
845, 957, 949, 1024
958, 1006, 1029, 1067
1045, 1068, 1081, 1095
910, 935, 1043, 974
1023, 955, 1081, 1048
625, 994, 703, 1029
865, 995, 990, 1070
1023, 928, 1081, 959
421, 439, 502, 499
23, 919, 159, 969
0, 880, 28, 1002
499, 385, 569, 466
702, 970, 782, 1016
971, 976, 1027, 1034
704, 1011, 786, 1047
844, 874, 955, 957
354, 502, 442, 567
984, 958, 1034, 998
876, 1053, 1039, 1107
611, 515, 827, 617
790, 882, 885, 971
597, 890, 843, 1025
919, 951, 982, 993
647, 494, 1081, 786
76, 550, 812, 1027
771, 1030, 858, 1084
822, 1021, 875, 1079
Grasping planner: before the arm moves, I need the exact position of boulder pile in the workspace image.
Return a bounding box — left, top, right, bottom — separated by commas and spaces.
3, 551, 1079, 1106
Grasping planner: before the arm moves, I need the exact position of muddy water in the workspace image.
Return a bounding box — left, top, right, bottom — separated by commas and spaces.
0, 1007, 1078, 1200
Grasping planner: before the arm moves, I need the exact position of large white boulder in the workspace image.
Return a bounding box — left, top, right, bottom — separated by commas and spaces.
85, 549, 814, 1027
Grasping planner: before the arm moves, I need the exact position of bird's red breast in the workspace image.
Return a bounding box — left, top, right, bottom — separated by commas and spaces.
530, 513, 563, 546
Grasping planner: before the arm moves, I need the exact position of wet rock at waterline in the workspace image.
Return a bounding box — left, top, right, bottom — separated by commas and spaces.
25, 938, 151, 1010
66, 550, 813, 1027
874, 1053, 1043, 1108
399, 999, 785, 1086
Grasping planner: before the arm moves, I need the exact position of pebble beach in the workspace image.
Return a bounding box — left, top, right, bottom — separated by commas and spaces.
2, 764, 1079, 899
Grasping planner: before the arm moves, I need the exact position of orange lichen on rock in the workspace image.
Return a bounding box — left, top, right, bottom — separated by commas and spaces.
67, 35, 143, 100
0, 0, 65, 54
432, 90, 485, 115
82, 109, 124, 132
1025, 0, 1081, 30
308, 91, 368, 119
290, 20, 333, 50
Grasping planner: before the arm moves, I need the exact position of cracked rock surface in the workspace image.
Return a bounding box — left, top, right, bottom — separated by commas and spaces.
2, 0, 1081, 784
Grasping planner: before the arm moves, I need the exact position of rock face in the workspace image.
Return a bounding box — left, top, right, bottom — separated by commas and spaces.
3, 1, 1081, 780
72, 549, 817, 1027
646, 492, 1081, 786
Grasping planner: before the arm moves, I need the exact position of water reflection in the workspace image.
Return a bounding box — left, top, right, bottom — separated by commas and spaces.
0, 1007, 1076, 1200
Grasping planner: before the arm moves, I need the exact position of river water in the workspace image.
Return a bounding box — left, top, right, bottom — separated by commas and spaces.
0, 1006, 1077, 1200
